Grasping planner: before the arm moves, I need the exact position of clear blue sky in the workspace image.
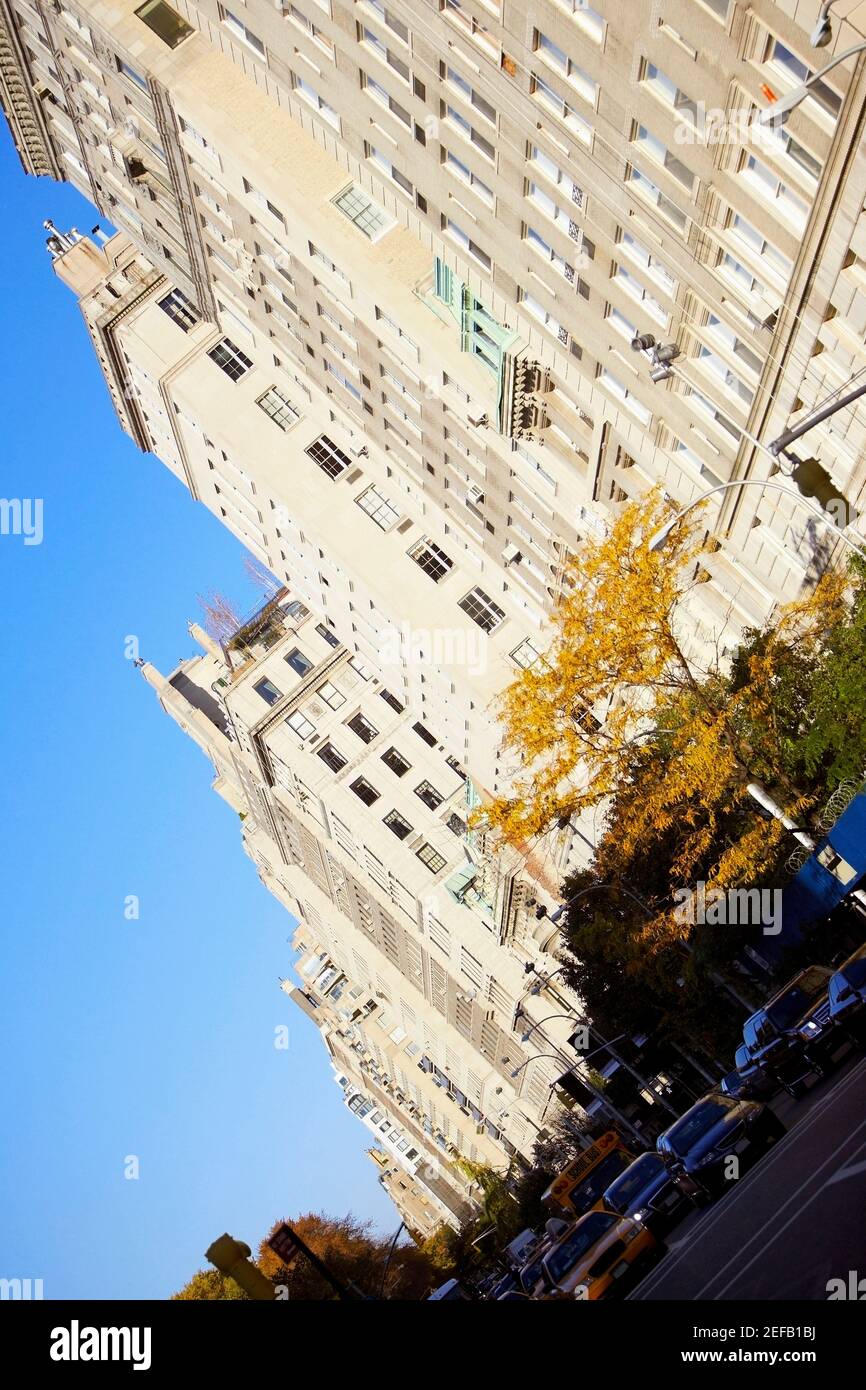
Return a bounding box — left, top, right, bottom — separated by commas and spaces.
0, 128, 396, 1299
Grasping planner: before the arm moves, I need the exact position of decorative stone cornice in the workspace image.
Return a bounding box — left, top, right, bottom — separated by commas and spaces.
0, 0, 61, 178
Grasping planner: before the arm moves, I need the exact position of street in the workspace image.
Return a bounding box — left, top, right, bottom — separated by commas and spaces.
632, 1053, 866, 1300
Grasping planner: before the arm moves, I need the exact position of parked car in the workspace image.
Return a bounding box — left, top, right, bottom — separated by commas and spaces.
601, 1151, 691, 1235
656, 1089, 785, 1203
487, 1272, 518, 1300
540, 1209, 660, 1301
741, 966, 834, 1096
427, 1278, 473, 1301
720, 1044, 778, 1102
828, 943, 866, 1043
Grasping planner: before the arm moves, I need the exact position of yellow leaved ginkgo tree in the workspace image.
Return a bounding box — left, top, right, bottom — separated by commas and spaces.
481, 489, 848, 936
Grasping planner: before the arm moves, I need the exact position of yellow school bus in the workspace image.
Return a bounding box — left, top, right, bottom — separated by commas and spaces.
542, 1132, 636, 1219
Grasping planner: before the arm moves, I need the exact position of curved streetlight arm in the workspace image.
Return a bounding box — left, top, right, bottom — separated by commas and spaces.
648, 478, 866, 564
758, 41, 866, 125
518, 1012, 580, 1044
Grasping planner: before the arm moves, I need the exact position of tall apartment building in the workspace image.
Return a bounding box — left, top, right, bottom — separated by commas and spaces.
5, 0, 866, 645
141, 587, 592, 1194
6, 0, 866, 1216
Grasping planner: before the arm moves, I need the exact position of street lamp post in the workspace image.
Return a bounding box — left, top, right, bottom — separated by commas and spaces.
757, 40, 866, 126
647, 477, 866, 564
629, 336, 866, 564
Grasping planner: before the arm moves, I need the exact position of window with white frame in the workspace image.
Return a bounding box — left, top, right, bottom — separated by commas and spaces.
409, 538, 453, 582
535, 31, 597, 105
526, 224, 575, 282
257, 386, 300, 430
356, 484, 401, 529
613, 263, 667, 327
333, 183, 393, 240
367, 145, 413, 195
598, 369, 651, 425
444, 151, 494, 206
306, 434, 352, 479
207, 338, 253, 381
633, 124, 695, 192
363, 72, 411, 126
158, 288, 198, 331
741, 154, 809, 233
627, 166, 688, 232
444, 105, 495, 160
317, 680, 346, 709
459, 587, 505, 632
521, 291, 567, 344
443, 66, 496, 122
220, 7, 264, 56
619, 231, 677, 296
642, 61, 699, 125
293, 74, 340, 128
286, 709, 316, 740
510, 637, 542, 669
531, 74, 593, 145
445, 220, 491, 270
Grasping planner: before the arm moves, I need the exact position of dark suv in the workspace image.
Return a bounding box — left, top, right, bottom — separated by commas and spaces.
657, 1090, 785, 1203
741, 966, 835, 1097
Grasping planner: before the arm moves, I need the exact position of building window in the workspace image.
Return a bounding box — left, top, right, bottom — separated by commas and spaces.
306, 434, 351, 479
443, 151, 494, 206
333, 184, 393, 240
351, 776, 380, 806
535, 31, 597, 106
415, 780, 443, 811
381, 746, 411, 776
379, 688, 404, 713
317, 742, 348, 772
285, 647, 313, 676
367, 145, 414, 196
316, 622, 340, 647
409, 538, 453, 582
158, 288, 198, 331
317, 680, 345, 709
220, 7, 264, 57
416, 843, 446, 873
627, 166, 688, 233
349, 656, 374, 679
348, 712, 378, 743
511, 638, 542, 669
257, 386, 300, 430
287, 709, 316, 739
459, 587, 505, 632
355, 484, 401, 530
134, 0, 194, 47
116, 57, 149, 90
633, 124, 695, 192
384, 809, 413, 840
208, 338, 253, 381
293, 74, 340, 128
412, 721, 437, 747
445, 220, 491, 270
254, 676, 282, 705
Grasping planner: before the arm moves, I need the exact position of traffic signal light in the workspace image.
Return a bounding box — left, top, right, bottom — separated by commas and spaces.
205, 1234, 277, 1301
788, 457, 842, 512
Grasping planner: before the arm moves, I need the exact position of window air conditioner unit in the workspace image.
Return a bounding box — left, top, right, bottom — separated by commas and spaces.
502, 543, 522, 567
467, 411, 489, 428
467, 485, 485, 506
